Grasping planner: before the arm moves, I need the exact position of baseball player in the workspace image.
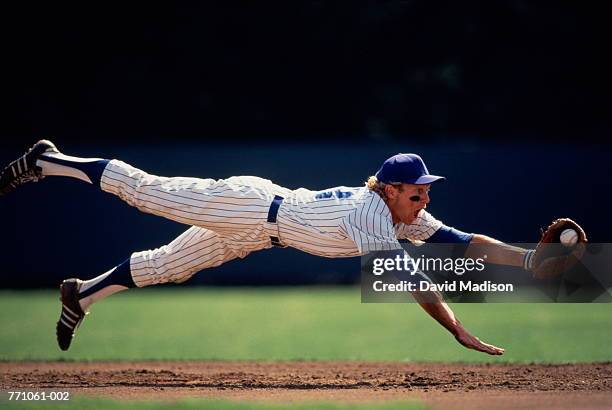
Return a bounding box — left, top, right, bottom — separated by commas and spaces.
0, 140, 586, 355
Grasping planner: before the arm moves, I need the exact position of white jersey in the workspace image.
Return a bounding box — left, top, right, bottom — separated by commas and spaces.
99, 159, 443, 287
276, 187, 443, 257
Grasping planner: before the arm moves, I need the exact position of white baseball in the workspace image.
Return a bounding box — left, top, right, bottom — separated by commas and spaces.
560, 229, 578, 247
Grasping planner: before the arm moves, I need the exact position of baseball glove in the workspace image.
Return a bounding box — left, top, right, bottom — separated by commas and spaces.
528, 218, 587, 279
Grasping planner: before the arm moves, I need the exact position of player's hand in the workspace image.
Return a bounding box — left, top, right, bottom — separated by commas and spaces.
454, 327, 505, 355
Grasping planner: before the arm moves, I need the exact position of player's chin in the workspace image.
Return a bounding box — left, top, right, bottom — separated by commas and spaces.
401, 215, 417, 225
401, 209, 422, 225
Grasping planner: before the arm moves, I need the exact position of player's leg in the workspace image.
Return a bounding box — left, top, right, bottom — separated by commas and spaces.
0, 140, 268, 233
99, 161, 274, 233
56, 226, 242, 351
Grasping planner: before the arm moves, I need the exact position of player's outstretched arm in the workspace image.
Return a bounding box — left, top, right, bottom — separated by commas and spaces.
465, 219, 587, 278
412, 289, 505, 356
464, 234, 528, 267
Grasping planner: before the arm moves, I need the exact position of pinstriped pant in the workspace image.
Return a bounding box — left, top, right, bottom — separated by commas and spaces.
100, 160, 289, 287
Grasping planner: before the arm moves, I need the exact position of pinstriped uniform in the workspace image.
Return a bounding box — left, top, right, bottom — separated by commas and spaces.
395, 211, 443, 241
100, 160, 443, 287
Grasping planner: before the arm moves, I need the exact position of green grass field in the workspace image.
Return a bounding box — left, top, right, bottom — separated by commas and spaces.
4, 397, 430, 410
1, 287, 612, 363
0, 398, 427, 410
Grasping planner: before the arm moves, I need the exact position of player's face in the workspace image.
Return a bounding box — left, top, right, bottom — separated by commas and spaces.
385, 183, 431, 225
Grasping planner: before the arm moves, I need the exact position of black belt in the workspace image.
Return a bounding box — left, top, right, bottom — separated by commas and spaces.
267, 195, 284, 247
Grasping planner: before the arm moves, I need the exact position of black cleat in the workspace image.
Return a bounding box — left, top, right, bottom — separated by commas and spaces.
0, 139, 59, 196
56, 278, 88, 351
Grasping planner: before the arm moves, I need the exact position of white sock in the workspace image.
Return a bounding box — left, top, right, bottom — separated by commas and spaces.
78, 267, 129, 311
78, 285, 127, 312
36, 152, 105, 184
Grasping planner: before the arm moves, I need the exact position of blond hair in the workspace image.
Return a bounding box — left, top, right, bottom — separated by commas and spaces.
365, 176, 402, 201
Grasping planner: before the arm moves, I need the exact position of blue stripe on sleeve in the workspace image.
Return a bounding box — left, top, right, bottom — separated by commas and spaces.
425, 225, 474, 244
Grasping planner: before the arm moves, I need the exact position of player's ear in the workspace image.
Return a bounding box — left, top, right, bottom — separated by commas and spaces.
384, 184, 398, 199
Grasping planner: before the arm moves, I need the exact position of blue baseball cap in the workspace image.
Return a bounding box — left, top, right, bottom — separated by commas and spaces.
375, 153, 445, 185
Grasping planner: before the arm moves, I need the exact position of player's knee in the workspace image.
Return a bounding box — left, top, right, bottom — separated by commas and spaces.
170, 270, 198, 284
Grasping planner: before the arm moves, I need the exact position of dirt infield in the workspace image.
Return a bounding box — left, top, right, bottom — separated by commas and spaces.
2, 361, 612, 409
